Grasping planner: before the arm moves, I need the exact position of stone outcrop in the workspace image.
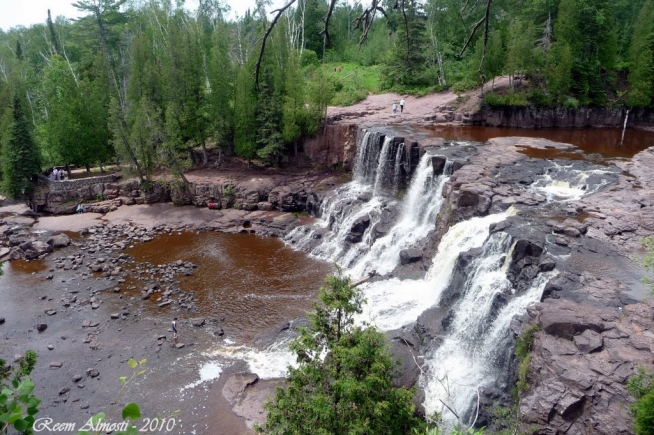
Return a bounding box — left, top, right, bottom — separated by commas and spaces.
34, 169, 342, 217
472, 106, 654, 129
302, 123, 358, 169
519, 296, 654, 435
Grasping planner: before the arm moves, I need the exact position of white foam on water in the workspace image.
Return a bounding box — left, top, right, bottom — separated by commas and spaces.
181, 361, 223, 391
531, 163, 611, 202
207, 340, 297, 380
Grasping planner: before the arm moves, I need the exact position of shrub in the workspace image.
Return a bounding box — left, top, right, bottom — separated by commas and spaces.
515, 324, 540, 394
627, 368, 654, 435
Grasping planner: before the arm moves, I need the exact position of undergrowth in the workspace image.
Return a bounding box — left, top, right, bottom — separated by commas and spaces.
515, 324, 540, 395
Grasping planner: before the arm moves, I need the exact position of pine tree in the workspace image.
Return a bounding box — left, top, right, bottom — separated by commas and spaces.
553, 0, 617, 105
257, 272, 424, 435
2, 97, 41, 204
233, 64, 257, 159
255, 67, 285, 165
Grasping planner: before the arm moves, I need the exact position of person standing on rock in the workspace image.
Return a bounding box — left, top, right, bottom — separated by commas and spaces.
392, 102, 397, 116
400, 98, 405, 113
172, 318, 178, 341
52, 168, 58, 181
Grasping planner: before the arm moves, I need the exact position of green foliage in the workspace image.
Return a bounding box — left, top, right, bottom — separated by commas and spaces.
515, 325, 540, 395
1, 97, 41, 204
382, 0, 430, 88
258, 271, 425, 435
627, 0, 654, 107
627, 368, 654, 435
1, 0, 654, 189
483, 92, 530, 108
452, 428, 485, 435
321, 63, 380, 107
0, 350, 41, 435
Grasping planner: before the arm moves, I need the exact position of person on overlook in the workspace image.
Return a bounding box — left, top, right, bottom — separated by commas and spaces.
400, 98, 405, 113
52, 168, 58, 181
392, 102, 397, 116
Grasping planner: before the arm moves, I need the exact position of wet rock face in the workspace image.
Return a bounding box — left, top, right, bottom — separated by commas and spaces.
346, 215, 371, 243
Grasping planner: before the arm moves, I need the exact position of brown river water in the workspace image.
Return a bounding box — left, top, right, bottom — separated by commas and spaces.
122, 231, 333, 342
420, 126, 654, 158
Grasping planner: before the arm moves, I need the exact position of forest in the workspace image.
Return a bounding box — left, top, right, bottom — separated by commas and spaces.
0, 0, 654, 202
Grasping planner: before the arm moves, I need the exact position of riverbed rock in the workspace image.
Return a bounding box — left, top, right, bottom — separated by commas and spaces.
36, 323, 48, 332
191, 318, 206, 327
573, 329, 604, 354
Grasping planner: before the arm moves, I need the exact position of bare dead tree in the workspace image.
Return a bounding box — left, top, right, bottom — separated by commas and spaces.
254, 0, 297, 90
458, 0, 492, 95
320, 0, 338, 59
459, 0, 492, 58
394, 0, 410, 66
352, 0, 392, 46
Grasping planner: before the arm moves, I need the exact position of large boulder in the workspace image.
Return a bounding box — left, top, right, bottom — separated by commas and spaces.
19, 240, 53, 260
47, 233, 71, 249
536, 299, 609, 340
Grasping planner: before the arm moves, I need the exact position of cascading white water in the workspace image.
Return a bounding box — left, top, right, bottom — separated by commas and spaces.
356, 211, 512, 332
287, 130, 452, 275
393, 142, 405, 194
420, 233, 553, 429
373, 136, 395, 196
530, 162, 611, 201
349, 157, 453, 278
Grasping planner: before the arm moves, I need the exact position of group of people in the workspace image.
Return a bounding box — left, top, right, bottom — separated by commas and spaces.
76, 204, 93, 213
47, 167, 67, 181
392, 99, 406, 116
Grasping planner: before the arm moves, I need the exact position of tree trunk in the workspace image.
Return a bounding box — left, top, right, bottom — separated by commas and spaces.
85, 163, 91, 173
66, 164, 72, 179
201, 140, 208, 165
294, 140, 298, 165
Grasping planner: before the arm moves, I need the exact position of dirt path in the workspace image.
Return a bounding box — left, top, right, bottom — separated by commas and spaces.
326, 75, 513, 127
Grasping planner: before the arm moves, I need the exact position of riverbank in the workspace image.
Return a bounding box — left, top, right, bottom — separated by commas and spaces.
0, 200, 333, 435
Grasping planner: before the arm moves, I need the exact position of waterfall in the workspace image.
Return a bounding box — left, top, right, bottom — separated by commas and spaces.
287, 130, 450, 275
353, 130, 384, 185
357, 212, 512, 332
349, 157, 452, 278
621, 108, 630, 146
372, 136, 396, 196
420, 232, 553, 429
393, 142, 405, 194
